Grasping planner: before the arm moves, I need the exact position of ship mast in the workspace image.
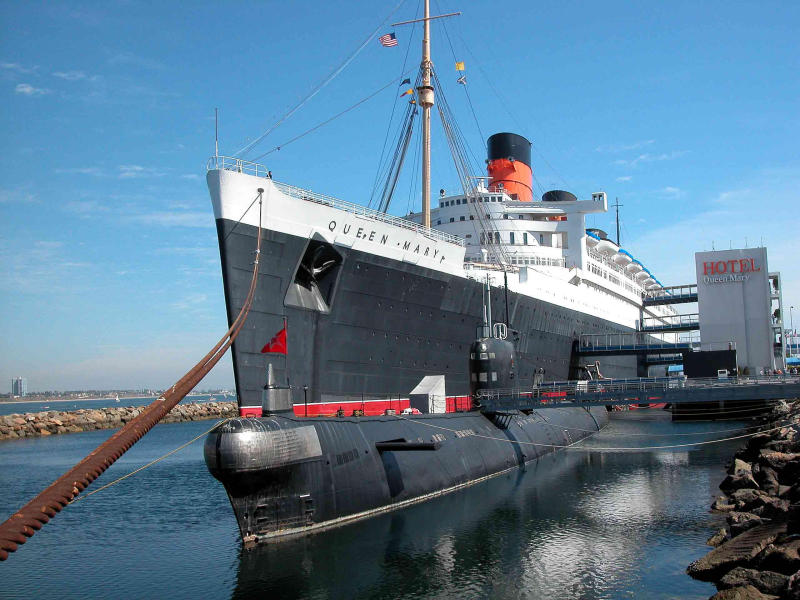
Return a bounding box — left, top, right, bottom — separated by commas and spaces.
419, 0, 434, 228
392, 4, 459, 229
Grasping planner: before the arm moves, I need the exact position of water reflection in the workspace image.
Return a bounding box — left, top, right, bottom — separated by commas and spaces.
232, 414, 737, 599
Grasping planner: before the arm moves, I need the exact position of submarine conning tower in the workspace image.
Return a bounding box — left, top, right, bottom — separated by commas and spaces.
487, 132, 533, 202
469, 337, 516, 398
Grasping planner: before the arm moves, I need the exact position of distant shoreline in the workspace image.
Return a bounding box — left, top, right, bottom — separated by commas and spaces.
0, 393, 218, 406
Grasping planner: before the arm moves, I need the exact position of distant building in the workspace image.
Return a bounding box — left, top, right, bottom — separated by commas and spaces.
11, 377, 27, 397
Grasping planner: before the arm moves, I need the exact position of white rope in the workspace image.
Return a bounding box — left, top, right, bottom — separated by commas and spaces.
394, 414, 794, 452
69, 418, 231, 505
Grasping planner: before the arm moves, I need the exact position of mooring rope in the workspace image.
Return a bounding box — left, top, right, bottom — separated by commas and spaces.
69, 418, 232, 506
0, 196, 263, 561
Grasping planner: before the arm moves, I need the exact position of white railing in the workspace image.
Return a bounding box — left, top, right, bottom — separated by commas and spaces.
207, 156, 465, 247
207, 155, 271, 178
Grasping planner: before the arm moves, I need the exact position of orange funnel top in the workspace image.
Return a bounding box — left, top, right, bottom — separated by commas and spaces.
486, 133, 532, 202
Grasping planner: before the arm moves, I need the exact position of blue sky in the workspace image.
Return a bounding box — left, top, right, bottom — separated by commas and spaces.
1, 1, 798, 392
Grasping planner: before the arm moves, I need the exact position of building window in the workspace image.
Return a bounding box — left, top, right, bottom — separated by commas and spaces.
503, 214, 509, 219
450, 217, 455, 223
466, 234, 472, 238
523, 232, 528, 245
456, 199, 461, 205
460, 216, 465, 221
495, 232, 501, 243
470, 215, 474, 220
510, 232, 515, 244
436, 219, 441, 225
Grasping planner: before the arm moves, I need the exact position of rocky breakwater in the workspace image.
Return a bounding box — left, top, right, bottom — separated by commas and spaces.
0, 401, 237, 441
687, 402, 800, 599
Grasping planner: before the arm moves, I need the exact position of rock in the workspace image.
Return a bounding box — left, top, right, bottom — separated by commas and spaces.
787, 571, 800, 600
717, 567, 788, 596
731, 458, 755, 476
756, 498, 790, 519
755, 467, 780, 496
759, 450, 800, 471
731, 489, 769, 511
13, 417, 26, 426
780, 460, 800, 486
714, 497, 738, 512
756, 539, 800, 575
709, 528, 730, 547
708, 584, 778, 599
687, 523, 786, 581
39, 429, 51, 436
729, 512, 765, 537
723, 473, 761, 492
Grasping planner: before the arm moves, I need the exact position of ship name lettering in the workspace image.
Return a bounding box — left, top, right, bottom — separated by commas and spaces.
343, 224, 351, 234
414, 245, 420, 253
380, 234, 388, 245
368, 231, 375, 241
403, 241, 411, 251
328, 220, 336, 231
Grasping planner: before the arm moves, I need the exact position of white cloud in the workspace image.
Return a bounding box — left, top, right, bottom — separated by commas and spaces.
107, 52, 165, 71
15, 83, 50, 96
596, 140, 655, 153
180, 174, 201, 181
55, 167, 104, 176
0, 187, 37, 204
1, 62, 38, 74
127, 211, 211, 228
659, 186, 684, 199
616, 176, 632, 182
64, 199, 109, 214
118, 165, 168, 179
52, 70, 95, 81
614, 151, 688, 168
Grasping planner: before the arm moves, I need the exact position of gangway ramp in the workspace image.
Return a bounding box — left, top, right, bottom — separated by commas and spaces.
640, 313, 700, 333
643, 284, 698, 306
577, 332, 692, 357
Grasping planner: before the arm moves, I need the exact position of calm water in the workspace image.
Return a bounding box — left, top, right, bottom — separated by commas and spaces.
0, 411, 743, 599
0, 394, 227, 416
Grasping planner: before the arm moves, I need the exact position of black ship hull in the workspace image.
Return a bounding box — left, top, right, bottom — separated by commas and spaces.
216, 218, 640, 410
205, 406, 609, 543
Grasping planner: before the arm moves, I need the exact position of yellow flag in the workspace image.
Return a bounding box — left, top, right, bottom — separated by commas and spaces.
400, 88, 414, 97
455, 61, 465, 71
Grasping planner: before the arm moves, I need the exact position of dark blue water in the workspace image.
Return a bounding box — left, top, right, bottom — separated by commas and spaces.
0, 394, 227, 416
0, 411, 742, 599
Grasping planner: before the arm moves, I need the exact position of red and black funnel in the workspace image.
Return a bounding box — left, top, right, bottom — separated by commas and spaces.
486, 132, 532, 202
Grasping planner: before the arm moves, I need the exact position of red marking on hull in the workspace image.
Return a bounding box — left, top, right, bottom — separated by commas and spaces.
292, 395, 474, 417
239, 406, 263, 418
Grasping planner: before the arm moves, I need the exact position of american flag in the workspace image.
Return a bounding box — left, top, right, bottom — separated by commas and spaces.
379, 32, 398, 47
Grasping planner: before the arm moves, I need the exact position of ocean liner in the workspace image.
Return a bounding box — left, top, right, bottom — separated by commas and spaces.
204, 2, 674, 544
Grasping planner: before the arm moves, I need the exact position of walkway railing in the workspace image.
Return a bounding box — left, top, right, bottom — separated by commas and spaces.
207, 156, 465, 247
640, 313, 700, 331
475, 373, 800, 409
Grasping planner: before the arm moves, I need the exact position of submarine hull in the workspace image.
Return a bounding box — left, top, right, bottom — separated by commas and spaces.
205, 406, 608, 543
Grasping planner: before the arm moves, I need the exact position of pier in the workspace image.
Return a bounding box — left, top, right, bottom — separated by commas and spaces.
476, 374, 800, 412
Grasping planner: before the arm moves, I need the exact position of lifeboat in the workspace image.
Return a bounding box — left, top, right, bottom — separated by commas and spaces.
614, 248, 633, 266
595, 238, 619, 255
626, 260, 644, 274
585, 230, 601, 248
635, 269, 651, 282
